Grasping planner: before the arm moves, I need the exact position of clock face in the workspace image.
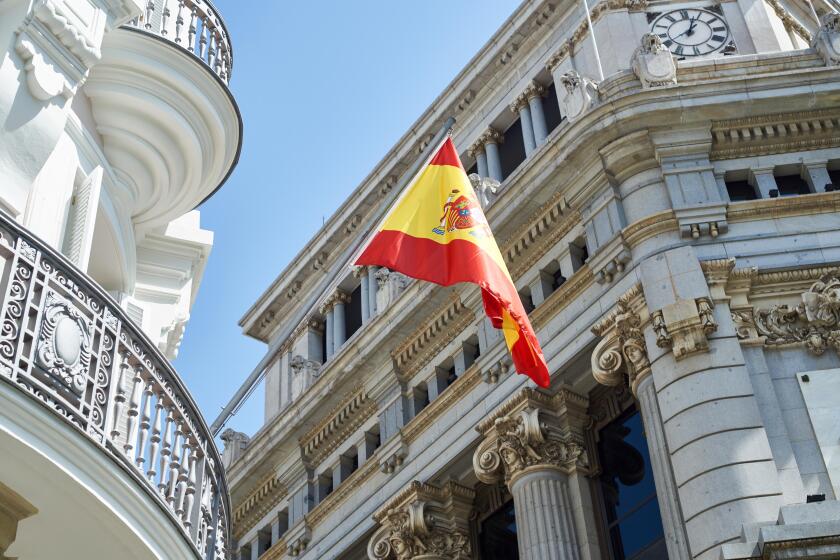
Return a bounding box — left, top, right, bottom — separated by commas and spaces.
651, 8, 730, 57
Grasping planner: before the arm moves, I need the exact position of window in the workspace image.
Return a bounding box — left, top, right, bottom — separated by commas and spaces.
258, 527, 272, 554
478, 499, 519, 559
570, 237, 589, 271
597, 408, 666, 560
365, 425, 381, 459
467, 161, 479, 176
828, 166, 840, 188
346, 284, 363, 339
316, 474, 333, 503
774, 173, 810, 196
499, 119, 527, 180
543, 83, 563, 133
518, 287, 535, 314
412, 383, 430, 416
725, 179, 757, 202
277, 509, 289, 540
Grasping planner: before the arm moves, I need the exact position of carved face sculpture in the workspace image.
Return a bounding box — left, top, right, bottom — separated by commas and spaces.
824, 13, 840, 33
499, 441, 524, 473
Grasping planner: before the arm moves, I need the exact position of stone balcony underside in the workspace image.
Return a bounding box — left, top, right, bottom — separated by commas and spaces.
0, 211, 230, 559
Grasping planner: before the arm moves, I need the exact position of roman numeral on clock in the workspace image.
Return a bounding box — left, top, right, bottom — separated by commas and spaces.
711, 35, 725, 42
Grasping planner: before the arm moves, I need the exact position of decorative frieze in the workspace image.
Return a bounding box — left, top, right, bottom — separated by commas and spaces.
232, 473, 287, 540
502, 193, 575, 280
710, 110, 840, 160
367, 481, 475, 560
299, 387, 376, 467
631, 33, 677, 89
473, 387, 591, 485
813, 13, 840, 66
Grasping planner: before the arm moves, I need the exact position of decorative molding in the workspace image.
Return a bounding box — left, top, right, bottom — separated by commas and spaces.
367, 481, 475, 560
391, 296, 474, 382
531, 265, 595, 329
622, 210, 679, 248
631, 33, 677, 89
305, 456, 380, 528
766, 0, 812, 42
710, 110, 840, 160
473, 387, 591, 486
259, 538, 287, 560
812, 13, 840, 66
591, 284, 652, 394
299, 387, 376, 467
502, 194, 576, 280
232, 473, 287, 540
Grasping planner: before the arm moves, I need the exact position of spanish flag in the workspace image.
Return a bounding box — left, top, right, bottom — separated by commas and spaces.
356, 137, 550, 387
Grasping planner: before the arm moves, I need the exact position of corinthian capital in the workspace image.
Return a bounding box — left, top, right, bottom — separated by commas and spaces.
473, 387, 590, 486
367, 481, 474, 560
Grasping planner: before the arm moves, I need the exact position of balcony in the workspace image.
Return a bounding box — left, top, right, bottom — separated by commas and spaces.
0, 211, 229, 559
85, 0, 242, 232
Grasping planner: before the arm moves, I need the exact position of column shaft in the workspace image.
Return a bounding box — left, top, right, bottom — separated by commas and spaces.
368, 269, 378, 318
485, 142, 503, 182
636, 375, 691, 560
476, 150, 489, 178
360, 270, 370, 323
528, 95, 548, 145
519, 104, 537, 156
510, 470, 580, 560
333, 300, 347, 349
325, 309, 334, 359
752, 169, 777, 198
804, 163, 831, 192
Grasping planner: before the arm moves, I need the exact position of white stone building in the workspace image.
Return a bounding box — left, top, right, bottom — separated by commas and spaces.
0, 0, 240, 558
221, 0, 840, 559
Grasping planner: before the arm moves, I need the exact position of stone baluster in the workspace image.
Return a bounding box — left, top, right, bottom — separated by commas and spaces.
176, 438, 192, 517
174, 1, 185, 44
319, 297, 335, 359
147, 392, 165, 482
188, 6, 198, 49
136, 379, 154, 469
168, 420, 185, 506
208, 31, 217, 70
473, 388, 591, 560
110, 356, 130, 440
511, 94, 537, 156
124, 365, 144, 462
158, 409, 174, 495
184, 448, 199, 527
525, 82, 548, 145
160, 0, 171, 36
333, 291, 349, 350
144, 0, 155, 30
199, 22, 208, 58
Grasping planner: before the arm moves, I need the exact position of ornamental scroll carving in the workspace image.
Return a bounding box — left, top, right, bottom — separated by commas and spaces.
367, 481, 474, 560
736, 270, 840, 356
35, 292, 92, 395
473, 388, 591, 486
590, 285, 651, 392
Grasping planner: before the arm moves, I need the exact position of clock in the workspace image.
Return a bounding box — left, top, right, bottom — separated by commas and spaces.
650, 8, 730, 57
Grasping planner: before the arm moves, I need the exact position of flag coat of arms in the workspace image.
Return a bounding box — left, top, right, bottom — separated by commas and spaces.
355, 137, 550, 387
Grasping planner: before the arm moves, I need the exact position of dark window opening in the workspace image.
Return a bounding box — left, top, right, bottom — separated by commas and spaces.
518, 287, 535, 314
467, 161, 478, 176
499, 119, 527, 180
478, 499, 519, 560
317, 474, 333, 503
445, 365, 457, 387
413, 383, 430, 416
598, 408, 666, 560
828, 167, 840, 188
774, 174, 811, 197
466, 334, 481, 363
277, 509, 289, 540
346, 284, 363, 339
543, 83, 563, 134
570, 238, 589, 271
258, 528, 272, 554
553, 268, 567, 291
320, 324, 328, 363
725, 180, 757, 202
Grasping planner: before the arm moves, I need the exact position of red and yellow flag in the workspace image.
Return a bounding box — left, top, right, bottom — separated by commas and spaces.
355, 138, 550, 387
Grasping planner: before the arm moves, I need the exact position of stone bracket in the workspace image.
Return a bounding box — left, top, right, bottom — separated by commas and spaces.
652, 297, 717, 360
586, 234, 632, 284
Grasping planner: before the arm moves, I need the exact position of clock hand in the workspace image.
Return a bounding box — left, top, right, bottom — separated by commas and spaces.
671, 16, 698, 40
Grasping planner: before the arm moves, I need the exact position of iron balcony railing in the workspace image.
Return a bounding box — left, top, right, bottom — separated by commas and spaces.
0, 212, 229, 559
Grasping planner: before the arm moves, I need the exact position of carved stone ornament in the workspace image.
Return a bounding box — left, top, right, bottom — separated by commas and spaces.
591, 285, 652, 393
812, 13, 840, 66
631, 33, 677, 89
376, 269, 411, 310
558, 70, 599, 122
738, 270, 840, 356
469, 173, 500, 209
653, 297, 718, 360
367, 481, 474, 560
35, 292, 92, 395
289, 354, 321, 401
473, 388, 591, 486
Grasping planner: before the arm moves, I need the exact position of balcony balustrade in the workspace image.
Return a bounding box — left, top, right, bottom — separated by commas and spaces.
125, 0, 233, 84
0, 211, 229, 560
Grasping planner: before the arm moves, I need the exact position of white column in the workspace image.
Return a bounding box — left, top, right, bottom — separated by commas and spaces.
322, 300, 334, 359
751, 167, 778, 198
357, 267, 370, 323
333, 292, 348, 350
469, 139, 490, 178
511, 470, 580, 560
368, 268, 378, 318
526, 82, 548, 145
635, 374, 692, 560
483, 129, 504, 182
512, 96, 537, 156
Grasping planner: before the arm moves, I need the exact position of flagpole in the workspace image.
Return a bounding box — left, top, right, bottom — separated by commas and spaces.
210, 117, 456, 436
582, 0, 605, 81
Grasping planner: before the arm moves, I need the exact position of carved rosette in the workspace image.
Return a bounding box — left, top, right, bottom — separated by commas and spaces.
35, 292, 92, 395
367, 481, 474, 560
812, 13, 840, 66
591, 284, 652, 393
631, 33, 677, 89
473, 388, 591, 487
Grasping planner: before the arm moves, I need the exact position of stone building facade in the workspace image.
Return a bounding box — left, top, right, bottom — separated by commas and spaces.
223, 0, 840, 558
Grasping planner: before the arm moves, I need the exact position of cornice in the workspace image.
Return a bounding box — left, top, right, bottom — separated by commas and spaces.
475, 386, 589, 435
710, 109, 840, 160
232, 472, 287, 540
304, 455, 380, 529
259, 538, 287, 560
727, 191, 840, 223
530, 265, 595, 329
299, 387, 376, 467
622, 210, 679, 248
391, 295, 476, 381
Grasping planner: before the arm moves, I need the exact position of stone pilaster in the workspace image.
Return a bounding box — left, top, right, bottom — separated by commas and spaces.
473, 387, 591, 560
367, 481, 475, 560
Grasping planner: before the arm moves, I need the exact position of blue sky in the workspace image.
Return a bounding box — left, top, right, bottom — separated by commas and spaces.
175, 1, 520, 438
